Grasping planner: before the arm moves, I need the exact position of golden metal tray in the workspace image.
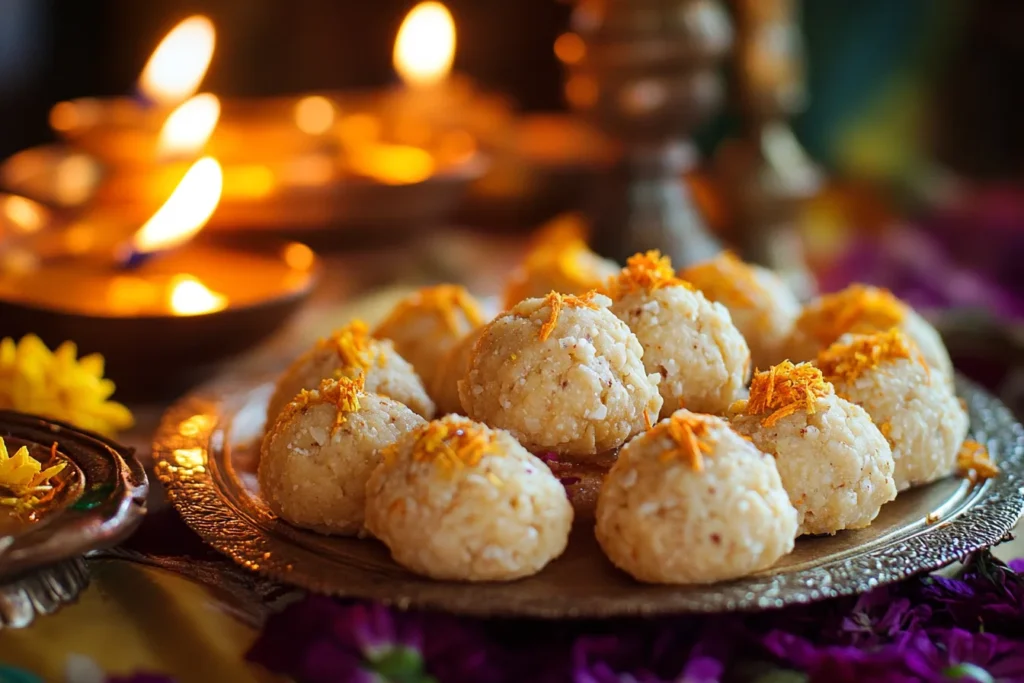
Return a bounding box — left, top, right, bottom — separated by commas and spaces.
153, 375, 1024, 617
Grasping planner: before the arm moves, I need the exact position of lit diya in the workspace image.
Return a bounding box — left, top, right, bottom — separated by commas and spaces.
20, 10, 487, 234
47, 15, 218, 163
0, 159, 318, 400
0, 410, 147, 628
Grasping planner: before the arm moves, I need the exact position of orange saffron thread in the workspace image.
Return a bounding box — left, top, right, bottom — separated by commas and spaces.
957, 440, 999, 485
643, 409, 653, 431
602, 250, 693, 300
745, 361, 833, 427
378, 285, 484, 336
319, 320, 380, 370
537, 291, 599, 341
653, 412, 713, 471
410, 417, 498, 475
280, 376, 366, 434
796, 285, 907, 347
816, 329, 916, 384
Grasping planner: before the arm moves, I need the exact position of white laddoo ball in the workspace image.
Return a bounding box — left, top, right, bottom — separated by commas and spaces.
502, 213, 619, 310
429, 326, 484, 416
259, 377, 426, 535
267, 320, 435, 426
816, 330, 969, 491
596, 410, 797, 584
787, 284, 953, 379
729, 361, 897, 536
373, 284, 485, 391
682, 251, 800, 370
604, 251, 751, 416
364, 415, 573, 581
459, 291, 662, 459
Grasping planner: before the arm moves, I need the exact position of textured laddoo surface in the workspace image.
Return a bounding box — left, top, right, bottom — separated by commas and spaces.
596, 410, 797, 584
729, 362, 897, 536
430, 326, 485, 416
259, 378, 426, 535
267, 320, 435, 425
364, 416, 573, 581
502, 214, 619, 310
459, 292, 662, 458
605, 251, 750, 416
373, 285, 485, 390
787, 284, 953, 378
682, 252, 800, 370
818, 331, 969, 491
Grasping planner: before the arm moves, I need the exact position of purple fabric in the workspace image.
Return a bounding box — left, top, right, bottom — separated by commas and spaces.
244, 551, 1024, 683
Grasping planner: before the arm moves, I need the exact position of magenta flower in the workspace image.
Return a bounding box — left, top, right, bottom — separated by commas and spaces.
835, 590, 932, 648
915, 554, 1024, 636
906, 628, 1024, 682
247, 597, 499, 683
761, 630, 921, 683
569, 620, 728, 683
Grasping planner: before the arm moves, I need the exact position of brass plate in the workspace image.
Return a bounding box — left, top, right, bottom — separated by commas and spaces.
154, 375, 1024, 617
0, 411, 149, 581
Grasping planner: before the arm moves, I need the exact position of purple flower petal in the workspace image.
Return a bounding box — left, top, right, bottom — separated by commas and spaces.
906, 628, 1024, 682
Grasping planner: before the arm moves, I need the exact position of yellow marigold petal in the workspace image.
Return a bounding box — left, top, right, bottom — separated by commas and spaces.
0, 337, 16, 367
0, 336, 133, 436
78, 353, 106, 378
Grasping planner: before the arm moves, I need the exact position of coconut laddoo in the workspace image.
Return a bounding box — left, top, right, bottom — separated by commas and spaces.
816, 330, 969, 491
502, 213, 620, 310
373, 285, 485, 391
259, 377, 426, 535
604, 251, 751, 417
430, 326, 484, 415
596, 410, 797, 584
729, 361, 897, 536
364, 415, 573, 581
266, 320, 435, 426
681, 251, 800, 370
787, 284, 953, 378
459, 291, 662, 459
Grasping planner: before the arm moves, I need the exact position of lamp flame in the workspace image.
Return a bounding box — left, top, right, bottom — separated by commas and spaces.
132, 157, 223, 255
139, 16, 216, 106
168, 275, 227, 316
157, 93, 220, 158
394, 2, 456, 87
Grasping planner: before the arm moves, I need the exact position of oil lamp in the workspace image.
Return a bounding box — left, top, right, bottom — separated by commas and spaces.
49, 15, 217, 163
0, 152, 317, 399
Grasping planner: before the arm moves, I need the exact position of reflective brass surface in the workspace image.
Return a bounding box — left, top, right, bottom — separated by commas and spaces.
155, 375, 1024, 617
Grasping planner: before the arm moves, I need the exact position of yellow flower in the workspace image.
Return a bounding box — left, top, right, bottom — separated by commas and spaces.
0, 335, 134, 437
0, 438, 66, 509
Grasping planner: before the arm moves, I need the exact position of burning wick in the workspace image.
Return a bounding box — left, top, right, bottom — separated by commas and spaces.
116, 157, 224, 269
